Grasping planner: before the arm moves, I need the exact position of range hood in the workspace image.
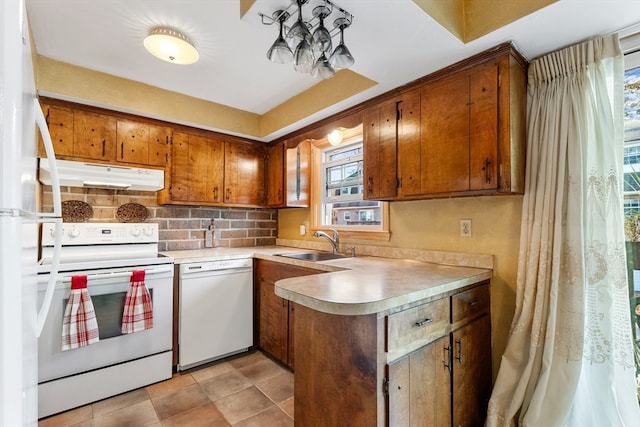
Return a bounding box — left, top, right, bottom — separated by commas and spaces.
38, 158, 164, 191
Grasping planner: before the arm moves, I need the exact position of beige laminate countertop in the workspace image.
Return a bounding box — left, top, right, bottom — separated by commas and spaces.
161, 246, 493, 316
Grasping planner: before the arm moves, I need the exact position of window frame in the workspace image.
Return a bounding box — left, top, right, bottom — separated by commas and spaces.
309, 125, 390, 241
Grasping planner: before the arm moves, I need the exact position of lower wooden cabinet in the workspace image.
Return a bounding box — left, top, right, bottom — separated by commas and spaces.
387, 335, 452, 426
292, 280, 492, 427
253, 259, 323, 369
452, 314, 492, 427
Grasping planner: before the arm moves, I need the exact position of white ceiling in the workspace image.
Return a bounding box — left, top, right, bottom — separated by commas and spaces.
25, 0, 640, 141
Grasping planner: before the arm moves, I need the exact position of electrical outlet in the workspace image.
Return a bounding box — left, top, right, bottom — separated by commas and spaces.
460, 219, 472, 237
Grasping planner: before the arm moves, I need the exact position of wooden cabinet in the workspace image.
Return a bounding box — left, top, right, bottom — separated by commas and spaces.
253, 259, 323, 369
451, 285, 493, 427
387, 335, 452, 426
163, 131, 224, 204
293, 280, 491, 427
266, 142, 285, 207
158, 132, 267, 208
265, 140, 311, 208
38, 103, 74, 158
38, 103, 117, 162
361, 44, 526, 201
38, 98, 170, 169
387, 283, 491, 427
363, 98, 398, 200
73, 110, 116, 161
417, 62, 499, 195
117, 120, 171, 167
224, 140, 265, 206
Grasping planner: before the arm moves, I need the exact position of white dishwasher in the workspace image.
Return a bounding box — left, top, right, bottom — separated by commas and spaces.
178, 258, 253, 371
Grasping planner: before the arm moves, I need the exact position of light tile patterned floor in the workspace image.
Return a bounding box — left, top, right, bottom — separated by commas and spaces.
38, 350, 294, 427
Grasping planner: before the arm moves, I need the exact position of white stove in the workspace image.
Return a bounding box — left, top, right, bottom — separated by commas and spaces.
39, 222, 171, 272
36, 222, 174, 418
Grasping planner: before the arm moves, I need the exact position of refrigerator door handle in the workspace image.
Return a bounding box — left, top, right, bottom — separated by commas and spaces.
34, 98, 62, 337
33, 98, 61, 218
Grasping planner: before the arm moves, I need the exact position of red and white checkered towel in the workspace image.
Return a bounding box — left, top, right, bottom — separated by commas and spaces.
121, 270, 153, 334
61, 275, 100, 351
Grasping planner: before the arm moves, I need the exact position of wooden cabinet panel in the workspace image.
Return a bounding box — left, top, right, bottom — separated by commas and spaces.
266, 142, 285, 207
421, 72, 470, 194
168, 131, 190, 201
168, 132, 224, 203
396, 90, 421, 196
386, 297, 449, 361
38, 104, 74, 158
254, 260, 323, 368
388, 335, 452, 427
224, 140, 265, 206
452, 315, 492, 427
258, 278, 289, 363
73, 110, 116, 161
470, 62, 499, 190
148, 124, 171, 167
363, 99, 398, 200
451, 282, 490, 325
117, 120, 149, 164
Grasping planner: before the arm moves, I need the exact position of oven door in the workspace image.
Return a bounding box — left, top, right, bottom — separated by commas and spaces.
37, 264, 173, 383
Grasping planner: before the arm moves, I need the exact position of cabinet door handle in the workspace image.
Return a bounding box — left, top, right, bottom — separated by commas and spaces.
101, 139, 105, 157
469, 299, 480, 306
367, 176, 373, 194
120, 142, 124, 159
455, 338, 462, 363
482, 158, 491, 183
414, 317, 433, 327
213, 187, 219, 201
443, 344, 452, 372
225, 188, 231, 201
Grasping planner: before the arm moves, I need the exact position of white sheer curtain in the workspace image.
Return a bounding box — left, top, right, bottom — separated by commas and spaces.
486, 34, 640, 426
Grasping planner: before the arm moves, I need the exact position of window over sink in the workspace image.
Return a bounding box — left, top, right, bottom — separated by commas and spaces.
310, 124, 390, 241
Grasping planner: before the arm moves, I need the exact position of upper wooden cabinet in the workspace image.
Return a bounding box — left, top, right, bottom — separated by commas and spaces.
117, 120, 171, 167
38, 103, 117, 163
224, 140, 265, 206
265, 140, 311, 208
158, 132, 266, 208
363, 98, 398, 200
37, 99, 169, 169
362, 44, 526, 201
161, 131, 225, 204
73, 110, 116, 162
266, 142, 285, 207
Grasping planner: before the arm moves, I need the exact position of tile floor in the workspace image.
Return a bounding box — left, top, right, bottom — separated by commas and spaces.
38, 350, 294, 427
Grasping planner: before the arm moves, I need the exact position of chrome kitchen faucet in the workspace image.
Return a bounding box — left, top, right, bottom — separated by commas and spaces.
313, 229, 339, 253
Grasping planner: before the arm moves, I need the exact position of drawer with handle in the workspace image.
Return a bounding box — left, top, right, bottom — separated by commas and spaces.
451, 282, 490, 326
386, 297, 449, 362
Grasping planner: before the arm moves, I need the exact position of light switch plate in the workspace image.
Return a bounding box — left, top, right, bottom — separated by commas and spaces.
460, 219, 472, 237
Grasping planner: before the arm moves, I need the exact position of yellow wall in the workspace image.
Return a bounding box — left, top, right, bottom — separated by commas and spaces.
278, 195, 523, 375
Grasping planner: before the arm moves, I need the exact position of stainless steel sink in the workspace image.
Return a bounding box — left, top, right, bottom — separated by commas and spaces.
275, 252, 348, 262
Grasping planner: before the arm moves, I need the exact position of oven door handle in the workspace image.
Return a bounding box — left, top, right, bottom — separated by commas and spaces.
57, 266, 174, 283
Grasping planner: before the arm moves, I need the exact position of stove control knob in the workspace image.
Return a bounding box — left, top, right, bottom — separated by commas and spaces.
68, 227, 80, 238
143, 227, 154, 236
131, 228, 141, 237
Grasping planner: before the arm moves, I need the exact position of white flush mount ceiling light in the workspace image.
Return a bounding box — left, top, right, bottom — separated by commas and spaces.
143, 27, 199, 65
260, 0, 354, 80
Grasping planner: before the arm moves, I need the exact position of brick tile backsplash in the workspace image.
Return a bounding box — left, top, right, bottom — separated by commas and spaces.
42, 186, 278, 251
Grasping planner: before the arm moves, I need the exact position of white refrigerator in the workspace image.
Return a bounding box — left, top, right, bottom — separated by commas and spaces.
0, 1, 61, 425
